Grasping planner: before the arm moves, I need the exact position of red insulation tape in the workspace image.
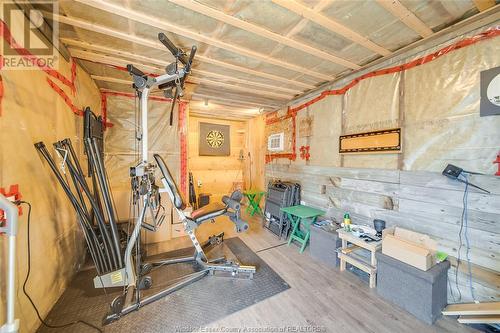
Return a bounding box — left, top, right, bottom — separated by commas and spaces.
0, 75, 3, 117
46, 77, 83, 116
287, 27, 500, 115
178, 102, 188, 196
0, 20, 75, 89
100, 92, 114, 129
1, 19, 80, 117
265, 27, 500, 164
265, 107, 297, 163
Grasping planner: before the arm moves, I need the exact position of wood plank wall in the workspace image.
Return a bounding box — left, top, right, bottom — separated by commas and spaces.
245, 115, 266, 193
266, 163, 500, 303
189, 116, 247, 202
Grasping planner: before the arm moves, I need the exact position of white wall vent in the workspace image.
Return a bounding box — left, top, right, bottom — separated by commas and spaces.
268, 132, 284, 152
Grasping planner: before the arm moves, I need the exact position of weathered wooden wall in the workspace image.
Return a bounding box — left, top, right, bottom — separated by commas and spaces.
266, 163, 500, 303
189, 116, 247, 203
245, 115, 267, 193
262, 27, 500, 304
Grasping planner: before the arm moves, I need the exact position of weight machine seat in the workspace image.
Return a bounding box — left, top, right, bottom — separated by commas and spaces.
154, 153, 230, 225
190, 202, 227, 224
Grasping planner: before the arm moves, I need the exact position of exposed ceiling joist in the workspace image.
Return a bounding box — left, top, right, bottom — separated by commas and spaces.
69, 48, 292, 100
269, 0, 331, 83
201, 0, 236, 58
271, 0, 391, 56
190, 109, 254, 117
74, 0, 343, 78
15, 2, 71, 61
292, 5, 500, 105
189, 110, 254, 121
91, 75, 130, 85
189, 76, 291, 100
191, 99, 261, 120
190, 102, 259, 116
99, 89, 274, 111
195, 55, 314, 89
284, 0, 331, 38
191, 109, 254, 118
472, 0, 497, 11
195, 70, 299, 95
51, 16, 315, 90
63, 40, 301, 94
375, 0, 433, 38
191, 93, 278, 109
68, 48, 160, 72
168, 0, 365, 67
62, 38, 160, 65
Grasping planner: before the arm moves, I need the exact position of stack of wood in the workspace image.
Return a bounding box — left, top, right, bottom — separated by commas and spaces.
442, 302, 500, 324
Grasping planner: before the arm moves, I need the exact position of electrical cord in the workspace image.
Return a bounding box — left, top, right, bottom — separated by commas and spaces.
255, 242, 287, 253
455, 186, 465, 301
454, 174, 476, 302
462, 176, 476, 301
18, 201, 103, 333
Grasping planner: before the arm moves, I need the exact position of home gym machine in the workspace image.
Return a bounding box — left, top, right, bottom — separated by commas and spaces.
35, 32, 255, 325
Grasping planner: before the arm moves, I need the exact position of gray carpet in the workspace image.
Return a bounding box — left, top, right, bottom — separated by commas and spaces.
37, 237, 290, 333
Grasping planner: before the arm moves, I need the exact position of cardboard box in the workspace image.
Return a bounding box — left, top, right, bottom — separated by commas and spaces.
382, 227, 437, 271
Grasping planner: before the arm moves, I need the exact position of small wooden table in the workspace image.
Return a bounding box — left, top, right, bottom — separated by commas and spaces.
243, 190, 265, 216
337, 229, 382, 288
281, 205, 325, 253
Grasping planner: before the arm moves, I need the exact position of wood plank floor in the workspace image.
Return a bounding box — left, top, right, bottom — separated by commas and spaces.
169, 212, 478, 333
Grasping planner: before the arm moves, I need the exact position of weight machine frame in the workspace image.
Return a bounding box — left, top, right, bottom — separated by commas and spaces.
35, 32, 255, 326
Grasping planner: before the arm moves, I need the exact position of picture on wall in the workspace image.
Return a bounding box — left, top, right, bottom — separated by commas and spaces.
199, 122, 230, 156
339, 128, 401, 154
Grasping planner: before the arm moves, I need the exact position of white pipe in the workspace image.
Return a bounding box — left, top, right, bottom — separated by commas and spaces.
124, 196, 148, 287
0, 194, 19, 333
6, 236, 16, 324
140, 87, 150, 163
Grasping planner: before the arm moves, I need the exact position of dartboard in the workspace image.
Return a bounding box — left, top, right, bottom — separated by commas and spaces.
206, 130, 224, 148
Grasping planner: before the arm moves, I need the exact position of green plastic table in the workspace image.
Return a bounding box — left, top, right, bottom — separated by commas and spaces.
281, 205, 325, 253
244, 190, 266, 216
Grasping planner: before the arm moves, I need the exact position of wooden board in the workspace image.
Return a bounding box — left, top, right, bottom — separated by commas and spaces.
443, 302, 500, 316
457, 315, 500, 324
298, 115, 313, 138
